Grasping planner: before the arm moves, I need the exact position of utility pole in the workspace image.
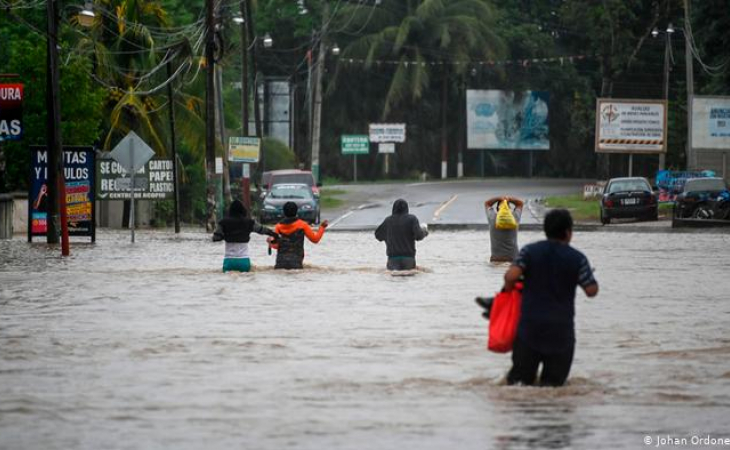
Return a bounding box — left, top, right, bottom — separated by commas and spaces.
684, 0, 695, 170
166, 61, 181, 233
216, 65, 232, 205
441, 68, 449, 179
239, 2, 249, 134
660, 29, 671, 171
311, 3, 329, 184
205, 0, 217, 232
244, 0, 264, 177
45, 0, 69, 255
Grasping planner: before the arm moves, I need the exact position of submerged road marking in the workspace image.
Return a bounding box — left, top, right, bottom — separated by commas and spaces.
329, 211, 354, 228
432, 195, 458, 221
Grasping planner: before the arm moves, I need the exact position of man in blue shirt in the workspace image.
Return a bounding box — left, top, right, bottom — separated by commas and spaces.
503, 209, 599, 386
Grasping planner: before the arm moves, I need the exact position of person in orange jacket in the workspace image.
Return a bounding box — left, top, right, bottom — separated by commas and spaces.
269, 201, 328, 269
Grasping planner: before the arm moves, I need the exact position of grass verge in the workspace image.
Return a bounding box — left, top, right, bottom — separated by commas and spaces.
320, 188, 346, 209
544, 194, 674, 222
544, 195, 600, 221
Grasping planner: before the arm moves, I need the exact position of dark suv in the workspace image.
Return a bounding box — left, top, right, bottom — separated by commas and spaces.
674, 177, 730, 219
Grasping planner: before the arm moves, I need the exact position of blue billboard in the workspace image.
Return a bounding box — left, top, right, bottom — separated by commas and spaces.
467, 90, 550, 150
29, 146, 95, 240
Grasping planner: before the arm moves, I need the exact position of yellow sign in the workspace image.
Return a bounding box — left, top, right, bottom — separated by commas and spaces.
229, 136, 261, 163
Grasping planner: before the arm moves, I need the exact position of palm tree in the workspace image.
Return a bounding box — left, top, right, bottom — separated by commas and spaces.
333, 0, 505, 177
74, 0, 199, 155
74, 0, 208, 224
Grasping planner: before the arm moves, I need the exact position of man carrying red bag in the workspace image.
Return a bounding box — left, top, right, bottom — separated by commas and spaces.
502, 209, 599, 387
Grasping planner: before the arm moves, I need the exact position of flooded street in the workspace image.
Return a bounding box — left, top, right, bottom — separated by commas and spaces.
2, 229, 730, 449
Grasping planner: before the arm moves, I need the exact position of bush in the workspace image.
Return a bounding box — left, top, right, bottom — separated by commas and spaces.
262, 138, 296, 170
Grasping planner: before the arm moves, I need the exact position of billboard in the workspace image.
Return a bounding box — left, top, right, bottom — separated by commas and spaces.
692, 96, 730, 151
29, 146, 95, 239
466, 90, 549, 150
97, 158, 175, 200
369, 123, 406, 143
229, 136, 261, 162
595, 99, 667, 154
0, 83, 23, 141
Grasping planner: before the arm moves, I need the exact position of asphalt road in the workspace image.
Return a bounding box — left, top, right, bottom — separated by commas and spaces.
322, 178, 590, 229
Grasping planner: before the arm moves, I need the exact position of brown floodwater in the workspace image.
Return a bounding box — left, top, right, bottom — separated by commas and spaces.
1, 229, 730, 449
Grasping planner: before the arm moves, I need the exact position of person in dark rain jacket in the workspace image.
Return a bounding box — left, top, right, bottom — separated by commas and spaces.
213, 200, 277, 272
375, 199, 429, 270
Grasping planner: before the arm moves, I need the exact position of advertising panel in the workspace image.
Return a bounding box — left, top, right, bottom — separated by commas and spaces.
378, 143, 395, 154
466, 90, 549, 150
369, 123, 406, 143
97, 158, 174, 200
595, 99, 667, 154
0, 83, 23, 141
29, 146, 95, 238
229, 136, 261, 162
692, 96, 730, 151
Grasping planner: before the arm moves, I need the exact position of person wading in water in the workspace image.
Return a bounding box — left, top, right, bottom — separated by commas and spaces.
375, 199, 429, 270
270, 201, 328, 270
213, 199, 277, 272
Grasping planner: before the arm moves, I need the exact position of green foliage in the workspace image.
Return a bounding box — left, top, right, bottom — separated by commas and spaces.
0, 22, 105, 191
544, 194, 600, 221
262, 137, 296, 170
152, 199, 175, 227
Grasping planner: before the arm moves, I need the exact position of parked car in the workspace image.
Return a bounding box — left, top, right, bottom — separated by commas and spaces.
674, 177, 730, 219
260, 183, 320, 224
261, 170, 321, 198
600, 177, 658, 224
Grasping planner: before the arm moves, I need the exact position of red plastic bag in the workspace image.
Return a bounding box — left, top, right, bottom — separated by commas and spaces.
487, 285, 522, 353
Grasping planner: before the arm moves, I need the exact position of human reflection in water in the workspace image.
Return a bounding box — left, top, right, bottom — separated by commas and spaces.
493, 402, 576, 450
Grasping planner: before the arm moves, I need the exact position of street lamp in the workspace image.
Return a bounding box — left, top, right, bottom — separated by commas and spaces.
652, 24, 674, 171
76, 2, 95, 28
652, 19, 696, 171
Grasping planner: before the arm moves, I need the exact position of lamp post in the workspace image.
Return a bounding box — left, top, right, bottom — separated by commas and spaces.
652, 23, 675, 171
652, 16, 695, 171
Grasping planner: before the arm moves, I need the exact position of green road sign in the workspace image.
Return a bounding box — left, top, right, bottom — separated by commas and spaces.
341, 135, 369, 155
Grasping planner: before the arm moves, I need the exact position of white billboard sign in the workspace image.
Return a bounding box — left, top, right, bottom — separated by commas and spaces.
692, 96, 730, 151
595, 99, 667, 154
378, 143, 395, 154
369, 123, 406, 143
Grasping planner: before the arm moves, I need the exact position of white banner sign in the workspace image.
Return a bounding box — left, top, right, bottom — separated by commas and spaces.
378, 143, 395, 154
595, 99, 667, 154
692, 96, 730, 151
369, 123, 406, 143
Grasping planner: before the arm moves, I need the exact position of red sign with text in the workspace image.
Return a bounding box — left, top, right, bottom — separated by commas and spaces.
0, 83, 23, 141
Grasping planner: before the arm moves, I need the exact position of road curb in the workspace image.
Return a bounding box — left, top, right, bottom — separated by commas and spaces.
326, 221, 730, 234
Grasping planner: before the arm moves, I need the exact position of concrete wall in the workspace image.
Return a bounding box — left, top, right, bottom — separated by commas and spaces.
96, 200, 153, 228
3, 191, 155, 237
696, 150, 729, 183
13, 192, 28, 234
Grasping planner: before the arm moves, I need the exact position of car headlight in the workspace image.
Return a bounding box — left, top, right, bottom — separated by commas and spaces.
300, 204, 313, 210
264, 204, 276, 210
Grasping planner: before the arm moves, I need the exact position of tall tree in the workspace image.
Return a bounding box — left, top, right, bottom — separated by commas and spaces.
561, 0, 671, 178
333, 0, 505, 178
